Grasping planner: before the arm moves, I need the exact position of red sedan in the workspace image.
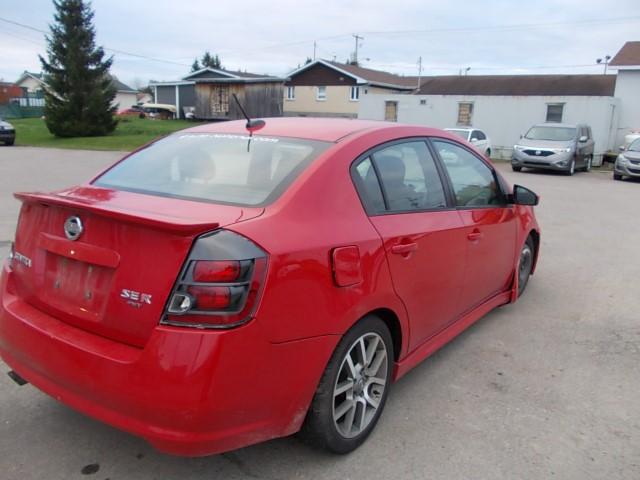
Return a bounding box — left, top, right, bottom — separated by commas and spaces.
0, 118, 540, 456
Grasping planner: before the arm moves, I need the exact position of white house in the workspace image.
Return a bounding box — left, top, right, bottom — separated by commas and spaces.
609, 41, 640, 146
15, 71, 138, 112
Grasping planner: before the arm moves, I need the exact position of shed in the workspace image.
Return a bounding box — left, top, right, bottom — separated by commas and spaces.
183, 68, 285, 120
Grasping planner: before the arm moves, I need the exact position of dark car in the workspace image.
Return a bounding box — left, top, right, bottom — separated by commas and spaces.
511, 123, 595, 175
0, 117, 16, 146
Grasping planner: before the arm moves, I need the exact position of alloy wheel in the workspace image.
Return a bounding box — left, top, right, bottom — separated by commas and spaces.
518, 242, 533, 293
332, 333, 388, 439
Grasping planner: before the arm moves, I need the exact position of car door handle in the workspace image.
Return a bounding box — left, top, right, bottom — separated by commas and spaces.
391, 243, 418, 255
467, 230, 484, 242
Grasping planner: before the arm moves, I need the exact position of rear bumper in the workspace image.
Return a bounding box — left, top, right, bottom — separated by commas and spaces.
0, 261, 337, 456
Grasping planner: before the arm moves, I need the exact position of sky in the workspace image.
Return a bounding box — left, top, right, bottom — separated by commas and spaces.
1, 0, 638, 89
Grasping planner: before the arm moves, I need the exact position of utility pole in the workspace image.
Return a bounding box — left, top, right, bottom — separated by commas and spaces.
596, 55, 611, 74
313, 41, 317, 61
352, 34, 364, 65
416, 56, 423, 90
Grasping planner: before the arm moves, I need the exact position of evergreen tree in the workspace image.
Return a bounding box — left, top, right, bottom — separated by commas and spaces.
199, 51, 222, 69
39, 0, 117, 137
191, 58, 201, 72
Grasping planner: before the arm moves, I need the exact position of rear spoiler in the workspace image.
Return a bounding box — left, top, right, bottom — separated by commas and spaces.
14, 191, 220, 236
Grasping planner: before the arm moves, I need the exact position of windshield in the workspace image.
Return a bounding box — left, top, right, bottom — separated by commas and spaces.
629, 138, 640, 152
525, 126, 576, 142
94, 133, 330, 206
446, 129, 470, 141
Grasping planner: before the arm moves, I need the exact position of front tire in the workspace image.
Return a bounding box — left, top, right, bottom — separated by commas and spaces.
512, 165, 522, 172
564, 159, 576, 176
300, 315, 394, 454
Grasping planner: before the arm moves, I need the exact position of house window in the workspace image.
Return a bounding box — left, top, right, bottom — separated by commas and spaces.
384, 101, 398, 122
420, 99, 427, 105
546, 103, 564, 123
350, 86, 360, 101
457, 102, 473, 126
316, 86, 327, 101
210, 86, 229, 115
286, 86, 295, 100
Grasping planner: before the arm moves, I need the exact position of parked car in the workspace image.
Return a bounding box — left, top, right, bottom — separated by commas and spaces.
445, 127, 492, 157
142, 103, 177, 120
511, 123, 594, 175
117, 105, 146, 119
0, 117, 16, 146
614, 137, 640, 180
0, 118, 541, 456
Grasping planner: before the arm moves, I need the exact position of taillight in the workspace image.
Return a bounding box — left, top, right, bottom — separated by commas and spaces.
162, 230, 268, 329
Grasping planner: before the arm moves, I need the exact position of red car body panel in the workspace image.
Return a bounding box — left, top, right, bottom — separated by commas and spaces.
0, 118, 540, 456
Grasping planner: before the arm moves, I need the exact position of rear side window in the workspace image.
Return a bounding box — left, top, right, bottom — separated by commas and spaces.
353, 141, 447, 214
94, 133, 330, 206
433, 140, 503, 207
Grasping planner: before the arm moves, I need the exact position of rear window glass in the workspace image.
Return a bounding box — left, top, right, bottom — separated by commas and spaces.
94, 133, 330, 206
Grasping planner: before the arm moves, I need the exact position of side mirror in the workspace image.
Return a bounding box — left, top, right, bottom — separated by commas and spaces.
512, 185, 539, 206
579, 135, 588, 143
519, 134, 523, 139
470, 137, 478, 142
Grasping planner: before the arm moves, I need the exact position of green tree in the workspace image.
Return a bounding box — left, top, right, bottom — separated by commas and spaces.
199, 51, 222, 69
39, 0, 117, 137
191, 58, 201, 72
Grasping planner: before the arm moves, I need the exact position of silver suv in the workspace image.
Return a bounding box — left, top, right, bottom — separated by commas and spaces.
511, 123, 594, 176
614, 138, 640, 181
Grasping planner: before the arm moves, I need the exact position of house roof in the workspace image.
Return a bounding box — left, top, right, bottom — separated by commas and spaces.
16, 71, 44, 85
415, 75, 616, 96
111, 77, 136, 93
182, 67, 283, 83
609, 41, 640, 67
286, 60, 419, 90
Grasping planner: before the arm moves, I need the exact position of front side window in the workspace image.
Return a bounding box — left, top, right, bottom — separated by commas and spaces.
371, 141, 446, 212
95, 133, 330, 206
286, 86, 295, 100
457, 102, 473, 126
350, 86, 360, 101
546, 103, 564, 123
433, 140, 503, 207
317, 86, 327, 100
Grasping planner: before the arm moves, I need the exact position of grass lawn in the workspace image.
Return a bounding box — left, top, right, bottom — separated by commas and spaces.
11, 117, 206, 151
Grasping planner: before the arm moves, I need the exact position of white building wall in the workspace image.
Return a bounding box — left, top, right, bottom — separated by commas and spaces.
358, 94, 620, 159
113, 92, 137, 112
613, 70, 640, 146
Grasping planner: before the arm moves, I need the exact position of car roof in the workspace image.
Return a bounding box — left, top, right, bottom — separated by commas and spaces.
445, 127, 473, 131
182, 117, 445, 143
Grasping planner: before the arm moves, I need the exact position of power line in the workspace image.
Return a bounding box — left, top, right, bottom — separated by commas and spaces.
0, 16, 189, 67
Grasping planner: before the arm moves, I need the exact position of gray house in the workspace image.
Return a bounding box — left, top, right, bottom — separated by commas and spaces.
150, 67, 284, 120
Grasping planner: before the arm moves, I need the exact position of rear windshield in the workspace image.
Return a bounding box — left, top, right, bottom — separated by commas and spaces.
94, 133, 330, 206
525, 126, 576, 141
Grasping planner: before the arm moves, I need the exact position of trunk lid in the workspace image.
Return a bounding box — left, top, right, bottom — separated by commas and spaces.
10, 185, 263, 347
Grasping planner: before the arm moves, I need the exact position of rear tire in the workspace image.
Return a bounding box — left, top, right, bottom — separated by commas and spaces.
512, 165, 522, 172
300, 315, 394, 454
518, 237, 535, 297
583, 156, 592, 172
